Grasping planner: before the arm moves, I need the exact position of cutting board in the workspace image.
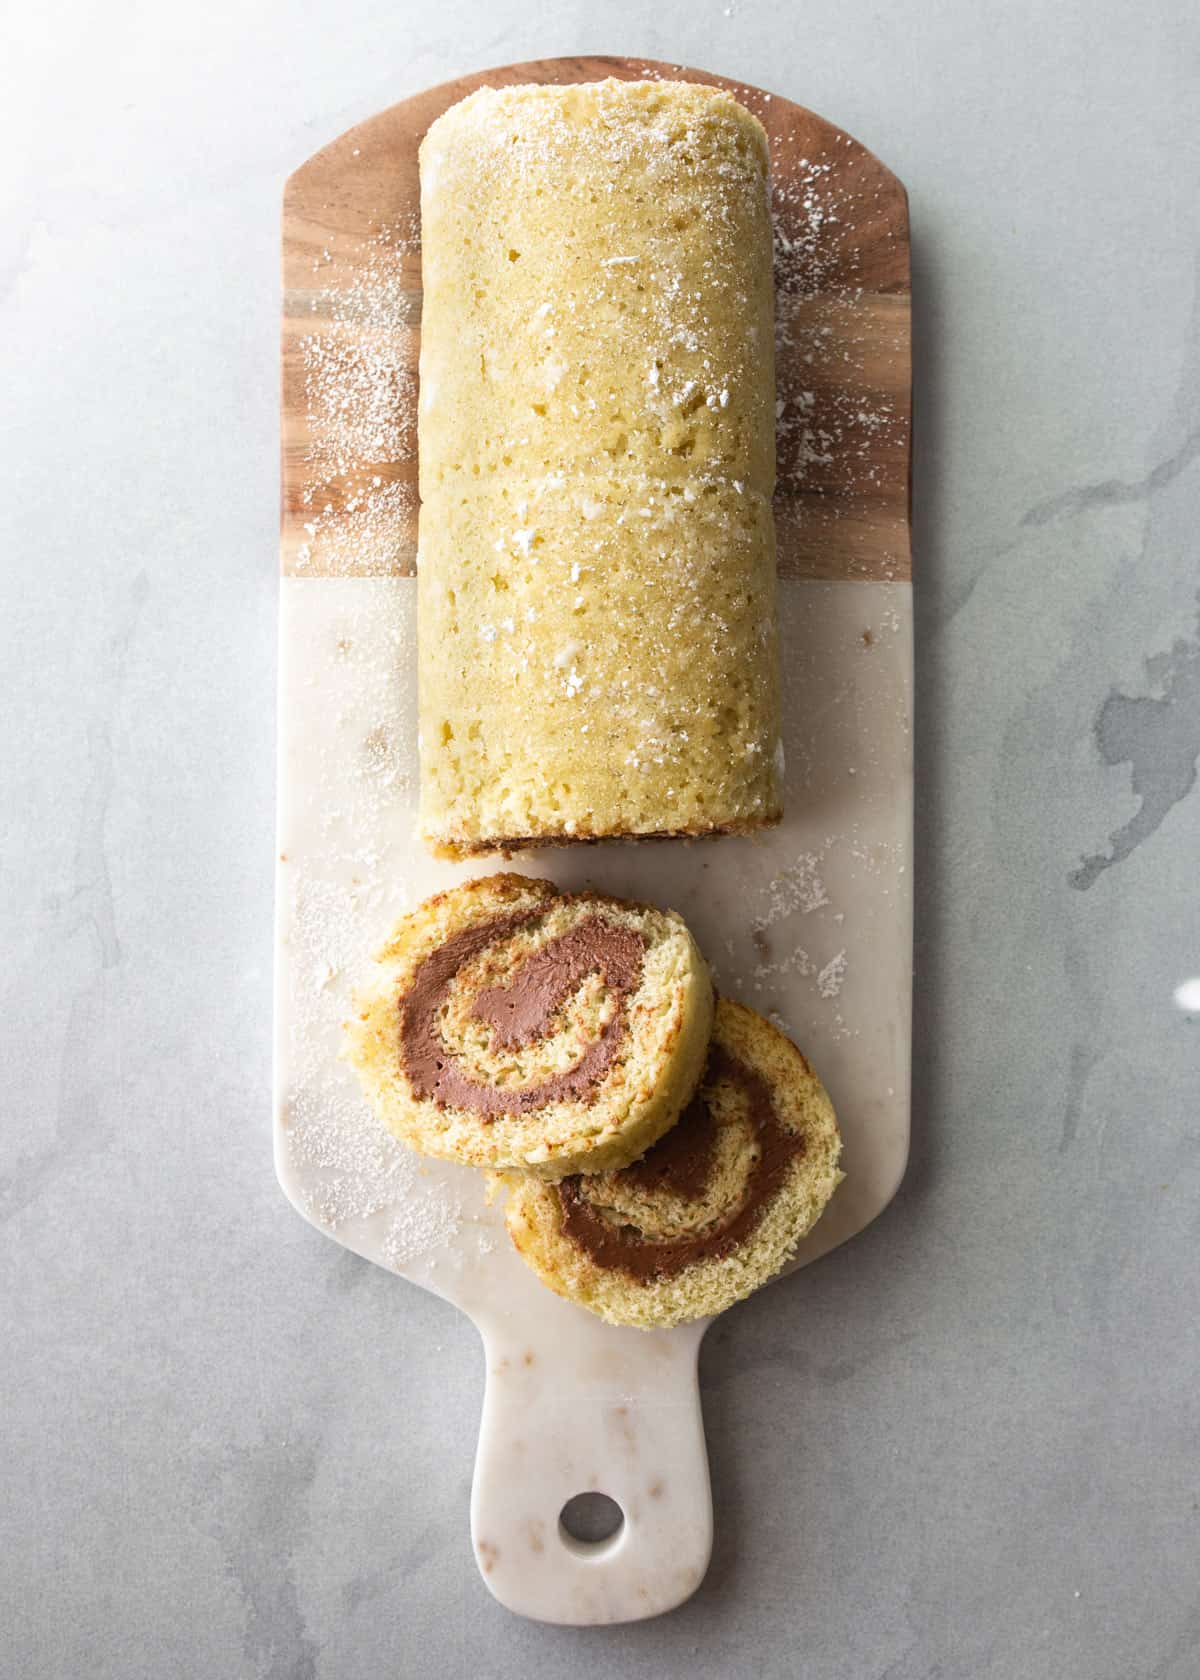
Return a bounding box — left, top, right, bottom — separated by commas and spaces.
277, 57, 912, 1625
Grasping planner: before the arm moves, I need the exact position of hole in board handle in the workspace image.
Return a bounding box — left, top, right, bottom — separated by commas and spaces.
559, 1492, 624, 1555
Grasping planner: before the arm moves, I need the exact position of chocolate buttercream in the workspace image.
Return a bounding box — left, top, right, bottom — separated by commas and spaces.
555, 1046, 805, 1279
399, 906, 646, 1117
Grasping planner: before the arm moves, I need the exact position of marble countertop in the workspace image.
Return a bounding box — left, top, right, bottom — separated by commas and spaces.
3, 2, 1198, 1676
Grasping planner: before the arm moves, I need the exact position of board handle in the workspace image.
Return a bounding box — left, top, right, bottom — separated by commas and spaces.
470, 1311, 711, 1623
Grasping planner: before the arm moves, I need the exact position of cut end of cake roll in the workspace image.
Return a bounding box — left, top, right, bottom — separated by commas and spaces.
342, 873, 714, 1179
422, 811, 784, 863
416, 80, 781, 856
503, 998, 843, 1327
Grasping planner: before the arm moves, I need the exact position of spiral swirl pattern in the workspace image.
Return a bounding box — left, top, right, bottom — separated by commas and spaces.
504, 999, 843, 1324
343, 873, 714, 1179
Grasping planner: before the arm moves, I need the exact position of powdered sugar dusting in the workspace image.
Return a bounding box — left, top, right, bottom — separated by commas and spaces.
736, 838, 855, 1023
771, 151, 901, 513
293, 222, 420, 576
284, 1070, 419, 1230
753, 851, 829, 929
383, 1187, 464, 1269
773, 155, 847, 301
752, 945, 815, 983
278, 581, 467, 1269
817, 949, 847, 999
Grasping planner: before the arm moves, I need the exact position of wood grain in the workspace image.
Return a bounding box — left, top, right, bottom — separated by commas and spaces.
282, 57, 911, 582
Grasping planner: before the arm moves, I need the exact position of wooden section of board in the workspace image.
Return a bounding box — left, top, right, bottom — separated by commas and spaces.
281, 57, 911, 581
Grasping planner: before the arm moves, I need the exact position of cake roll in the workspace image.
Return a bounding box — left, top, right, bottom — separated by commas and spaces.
417, 80, 780, 856
503, 999, 843, 1326
342, 873, 714, 1179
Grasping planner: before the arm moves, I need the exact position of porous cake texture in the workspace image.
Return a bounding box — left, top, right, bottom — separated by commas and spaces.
417, 80, 781, 856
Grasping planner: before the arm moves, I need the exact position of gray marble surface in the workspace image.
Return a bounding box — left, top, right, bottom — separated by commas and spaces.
3, 2, 1198, 1675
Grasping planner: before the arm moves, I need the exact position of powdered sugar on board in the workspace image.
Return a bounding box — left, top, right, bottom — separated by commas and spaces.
770, 152, 902, 528
752, 851, 830, 928
277, 579, 490, 1276
290, 222, 419, 577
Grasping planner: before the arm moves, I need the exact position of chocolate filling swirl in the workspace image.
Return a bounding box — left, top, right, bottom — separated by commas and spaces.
400, 906, 646, 1117
555, 1046, 805, 1280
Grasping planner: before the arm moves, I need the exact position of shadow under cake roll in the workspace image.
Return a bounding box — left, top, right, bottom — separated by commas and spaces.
503, 998, 843, 1326
416, 79, 781, 857
342, 873, 714, 1179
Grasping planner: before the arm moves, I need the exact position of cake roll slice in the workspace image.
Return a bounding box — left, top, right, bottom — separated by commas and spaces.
503, 999, 843, 1326
417, 80, 780, 856
342, 874, 713, 1179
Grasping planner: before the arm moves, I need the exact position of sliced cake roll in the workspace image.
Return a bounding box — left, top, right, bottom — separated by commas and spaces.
503, 999, 843, 1326
342, 873, 713, 1179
